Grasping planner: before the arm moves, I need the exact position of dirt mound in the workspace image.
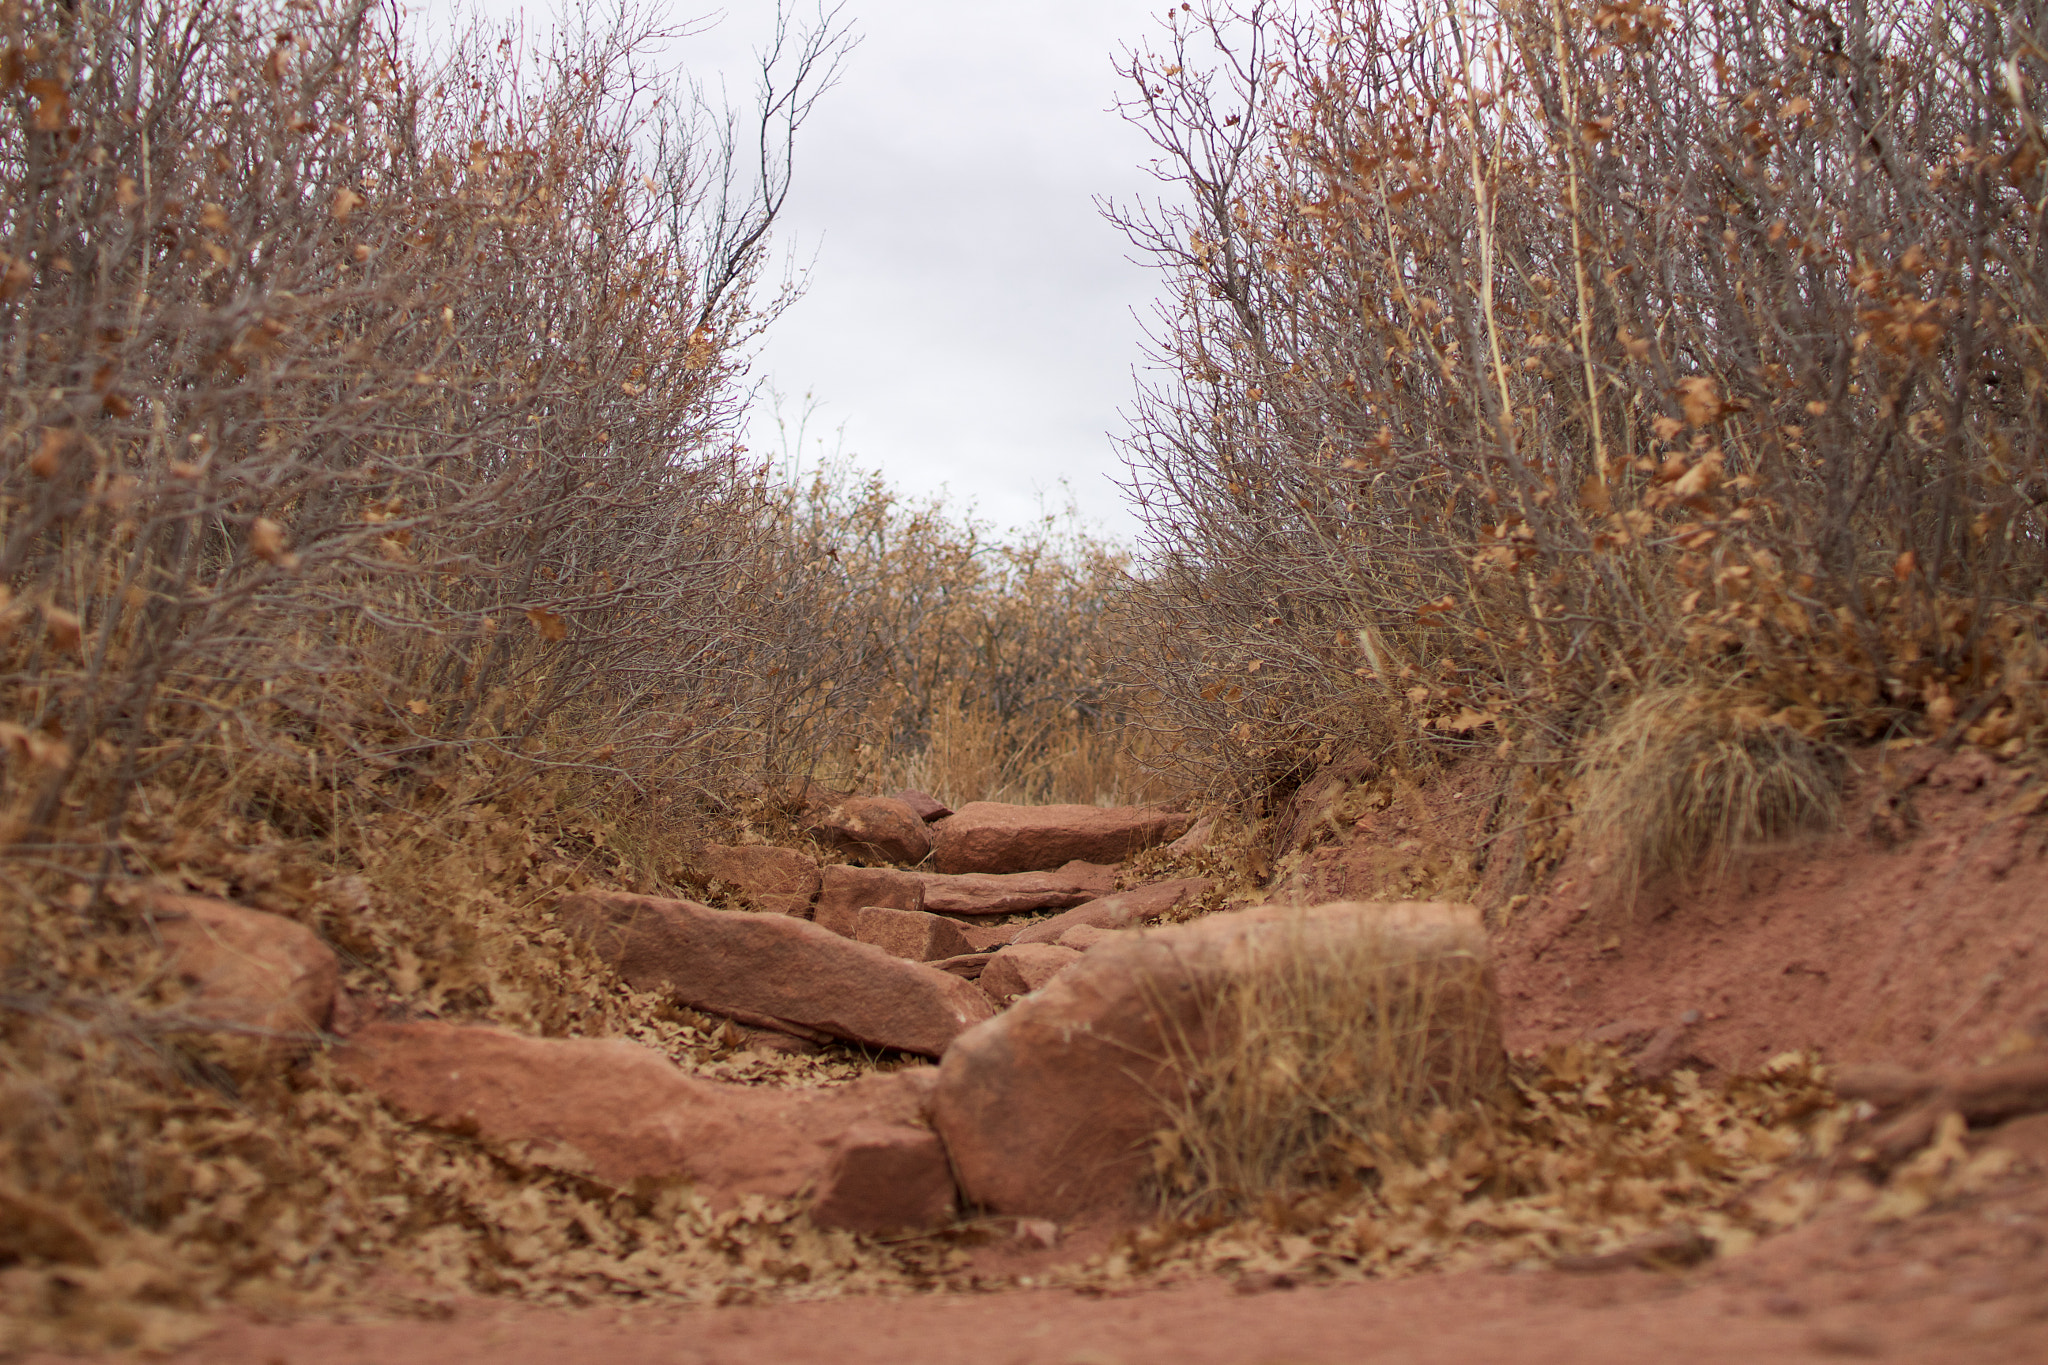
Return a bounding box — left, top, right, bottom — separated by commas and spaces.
1494, 746, 2048, 1075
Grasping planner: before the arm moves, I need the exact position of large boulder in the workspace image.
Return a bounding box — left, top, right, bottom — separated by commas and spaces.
336, 1021, 952, 1232
814, 865, 925, 936
149, 894, 338, 1059
697, 844, 820, 917
806, 796, 933, 866
929, 803, 1193, 875
977, 943, 1084, 1004
931, 901, 1505, 1220
1008, 877, 1214, 945
914, 861, 1118, 917
558, 892, 996, 1057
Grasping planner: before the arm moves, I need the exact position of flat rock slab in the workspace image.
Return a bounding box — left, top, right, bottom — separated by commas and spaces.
1009, 877, 1214, 945
930, 803, 1193, 875
931, 901, 1505, 1220
336, 1021, 951, 1231
558, 892, 997, 1057
915, 862, 1118, 917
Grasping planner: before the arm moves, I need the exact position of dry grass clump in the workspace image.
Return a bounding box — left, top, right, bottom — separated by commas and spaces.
1148, 915, 1506, 1218
1099, 1048, 1868, 1288
1576, 688, 1846, 893
1106, 0, 2048, 859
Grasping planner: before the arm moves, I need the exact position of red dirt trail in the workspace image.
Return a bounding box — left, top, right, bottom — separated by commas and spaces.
31, 745, 2048, 1363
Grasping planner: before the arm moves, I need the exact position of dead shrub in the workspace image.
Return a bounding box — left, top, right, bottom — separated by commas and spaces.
1147, 909, 1505, 1217
1575, 688, 1845, 895
764, 445, 1168, 807
1106, 0, 2048, 832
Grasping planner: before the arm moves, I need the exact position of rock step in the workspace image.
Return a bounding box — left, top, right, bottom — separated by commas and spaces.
931, 901, 1504, 1220
335, 1021, 952, 1233
913, 862, 1118, 916
558, 891, 997, 1058
930, 802, 1193, 875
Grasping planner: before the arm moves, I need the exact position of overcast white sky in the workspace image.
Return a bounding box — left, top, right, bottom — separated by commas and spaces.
414, 1, 1177, 541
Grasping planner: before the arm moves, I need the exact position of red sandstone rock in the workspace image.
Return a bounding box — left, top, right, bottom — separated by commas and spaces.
978, 943, 1084, 1004
1165, 814, 1217, 858
928, 952, 995, 980
698, 844, 821, 917
336, 1021, 953, 1229
892, 790, 954, 823
809, 1121, 956, 1233
931, 901, 1504, 1219
930, 803, 1193, 875
807, 796, 933, 866
815, 866, 926, 936
1056, 924, 1116, 951
957, 921, 1021, 951
854, 906, 976, 962
558, 892, 997, 1057
915, 861, 1118, 916
1009, 878, 1214, 945
150, 894, 337, 1058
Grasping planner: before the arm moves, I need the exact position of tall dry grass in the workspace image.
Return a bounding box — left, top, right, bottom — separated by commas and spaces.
1109, 0, 2048, 870
764, 442, 1169, 808
1147, 907, 1505, 1217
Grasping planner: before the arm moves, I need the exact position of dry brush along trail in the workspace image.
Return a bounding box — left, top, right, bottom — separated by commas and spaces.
20, 758, 2048, 1364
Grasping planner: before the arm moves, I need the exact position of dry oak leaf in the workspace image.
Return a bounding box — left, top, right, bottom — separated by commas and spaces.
43, 607, 82, 657
28, 427, 68, 477
250, 518, 297, 568
527, 607, 567, 641
1676, 376, 1724, 427
24, 77, 68, 131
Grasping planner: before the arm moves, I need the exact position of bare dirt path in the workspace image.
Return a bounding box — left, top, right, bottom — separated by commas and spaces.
41, 1161, 2046, 1365
82, 1188, 2048, 1365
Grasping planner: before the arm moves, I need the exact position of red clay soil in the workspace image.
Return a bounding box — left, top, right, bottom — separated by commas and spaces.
1494, 745, 2048, 1075
55, 1167, 2048, 1365
31, 744, 2048, 1364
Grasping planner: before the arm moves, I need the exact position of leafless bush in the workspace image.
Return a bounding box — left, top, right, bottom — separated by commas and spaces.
763, 437, 1162, 806
1111, 0, 2048, 827
0, 0, 866, 881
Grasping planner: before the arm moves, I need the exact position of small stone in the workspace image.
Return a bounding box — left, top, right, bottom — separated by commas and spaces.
150, 894, 338, 1062
855, 906, 976, 962
979, 943, 1084, 1004
808, 1122, 956, 1233
893, 790, 954, 823
807, 796, 933, 866
815, 865, 925, 936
